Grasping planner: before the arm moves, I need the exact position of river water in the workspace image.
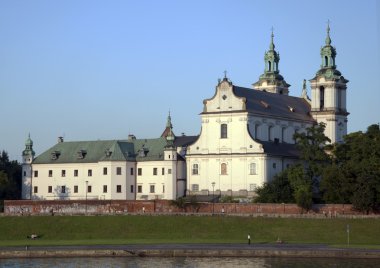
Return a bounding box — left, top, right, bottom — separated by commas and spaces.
0, 257, 379, 268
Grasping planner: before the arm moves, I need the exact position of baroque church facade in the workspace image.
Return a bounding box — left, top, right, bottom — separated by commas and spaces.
21, 25, 348, 200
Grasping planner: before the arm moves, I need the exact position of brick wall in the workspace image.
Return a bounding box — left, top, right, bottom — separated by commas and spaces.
4, 200, 377, 216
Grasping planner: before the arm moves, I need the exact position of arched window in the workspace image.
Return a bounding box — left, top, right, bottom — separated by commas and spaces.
324, 56, 328, 67
320, 86, 325, 109
268, 61, 272, 71
192, 164, 199, 175
268, 125, 274, 141
221, 124, 228, 139
281, 127, 286, 143
249, 163, 257, 175
255, 124, 260, 140
221, 163, 227, 175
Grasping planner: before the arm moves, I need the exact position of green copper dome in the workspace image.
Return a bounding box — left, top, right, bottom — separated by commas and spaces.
25, 133, 33, 146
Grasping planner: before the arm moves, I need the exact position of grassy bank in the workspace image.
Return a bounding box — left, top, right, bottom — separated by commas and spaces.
0, 215, 379, 247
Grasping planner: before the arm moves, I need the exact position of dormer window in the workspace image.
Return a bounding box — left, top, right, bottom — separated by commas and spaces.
287, 106, 295, 112
51, 151, 60, 160
105, 149, 112, 157
77, 150, 87, 159
138, 147, 149, 157
260, 101, 270, 108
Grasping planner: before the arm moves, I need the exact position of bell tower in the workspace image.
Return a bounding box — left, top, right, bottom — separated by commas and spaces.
309, 23, 349, 143
253, 29, 290, 95
22, 134, 35, 199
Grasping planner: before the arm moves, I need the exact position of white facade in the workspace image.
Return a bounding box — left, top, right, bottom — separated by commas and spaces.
186, 79, 309, 196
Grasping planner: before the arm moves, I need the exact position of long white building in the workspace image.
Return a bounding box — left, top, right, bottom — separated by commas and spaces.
21, 26, 348, 200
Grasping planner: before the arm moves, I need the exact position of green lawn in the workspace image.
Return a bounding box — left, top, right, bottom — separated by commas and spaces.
0, 215, 379, 248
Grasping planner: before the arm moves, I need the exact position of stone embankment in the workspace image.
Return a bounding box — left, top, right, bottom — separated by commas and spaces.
1, 244, 380, 259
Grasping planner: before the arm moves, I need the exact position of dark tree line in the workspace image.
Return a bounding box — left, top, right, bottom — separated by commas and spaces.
255, 123, 380, 213
0, 151, 22, 202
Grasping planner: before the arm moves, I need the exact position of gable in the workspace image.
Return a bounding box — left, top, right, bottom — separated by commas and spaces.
203, 78, 246, 113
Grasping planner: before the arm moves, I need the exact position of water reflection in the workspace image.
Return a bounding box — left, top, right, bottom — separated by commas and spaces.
0, 257, 379, 268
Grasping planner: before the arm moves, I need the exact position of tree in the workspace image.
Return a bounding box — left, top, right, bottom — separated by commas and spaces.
320, 164, 352, 204
0, 151, 22, 200
255, 123, 330, 210
255, 169, 294, 203
321, 124, 380, 213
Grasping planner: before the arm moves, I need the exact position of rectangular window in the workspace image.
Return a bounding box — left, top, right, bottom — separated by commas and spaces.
150, 185, 155, 193
137, 185, 142, 193
191, 184, 199, 191
130, 185, 134, 193
168, 169, 172, 175
61, 185, 66, 194
48, 186, 52, 193
130, 168, 134, 175
162, 168, 165, 175
138, 168, 142, 176
162, 184, 165, 193
74, 185, 78, 193
249, 163, 257, 175
34, 171, 38, 177
221, 123, 228, 138
273, 163, 277, 169
320, 87, 325, 109
23, 171, 26, 176
33, 186, 38, 193
88, 169, 92, 177
48, 170, 53, 177
103, 185, 107, 193
153, 168, 157, 175
103, 167, 107, 175
88, 185, 92, 193
192, 164, 199, 175
249, 183, 257, 191
221, 163, 227, 175
116, 167, 122, 175
116, 185, 122, 193
61, 170, 66, 177
74, 170, 78, 177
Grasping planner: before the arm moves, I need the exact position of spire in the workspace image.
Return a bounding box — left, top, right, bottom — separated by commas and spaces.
166, 111, 172, 129
325, 20, 331, 45
320, 22, 336, 69
161, 111, 176, 140
264, 29, 279, 73
269, 27, 275, 50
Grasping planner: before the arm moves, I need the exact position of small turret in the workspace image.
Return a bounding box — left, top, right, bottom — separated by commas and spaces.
22, 133, 35, 164
22, 134, 35, 199
253, 29, 290, 95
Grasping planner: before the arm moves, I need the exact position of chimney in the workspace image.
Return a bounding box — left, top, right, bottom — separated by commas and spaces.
58, 137, 64, 143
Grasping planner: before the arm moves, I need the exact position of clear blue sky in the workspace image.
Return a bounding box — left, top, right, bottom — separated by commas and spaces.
1, 0, 379, 161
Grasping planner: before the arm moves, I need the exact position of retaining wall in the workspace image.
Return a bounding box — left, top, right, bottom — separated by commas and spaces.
3, 200, 378, 216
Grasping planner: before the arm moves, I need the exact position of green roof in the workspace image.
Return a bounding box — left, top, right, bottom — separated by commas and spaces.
33, 137, 169, 164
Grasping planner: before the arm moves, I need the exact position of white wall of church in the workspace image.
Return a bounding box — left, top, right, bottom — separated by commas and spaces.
247, 116, 313, 143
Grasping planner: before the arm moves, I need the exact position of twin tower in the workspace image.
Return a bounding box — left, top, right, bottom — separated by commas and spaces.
252, 24, 348, 144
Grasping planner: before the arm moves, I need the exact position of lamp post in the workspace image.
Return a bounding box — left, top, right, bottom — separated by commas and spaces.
85, 180, 88, 214
211, 182, 215, 215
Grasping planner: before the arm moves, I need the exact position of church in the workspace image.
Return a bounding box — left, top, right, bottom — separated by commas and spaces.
21, 25, 348, 200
